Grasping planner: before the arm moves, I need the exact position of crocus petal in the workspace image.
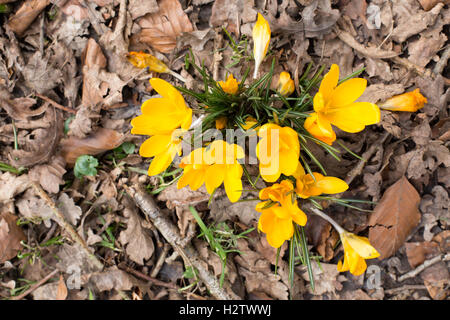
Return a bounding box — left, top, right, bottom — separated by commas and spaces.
325, 102, 380, 133
318, 64, 339, 102
139, 134, 172, 158
344, 232, 380, 259
149, 78, 186, 112
330, 78, 367, 107
224, 171, 243, 202
279, 149, 300, 176
266, 217, 294, 248
252, 13, 271, 78
205, 164, 225, 194
147, 148, 176, 176
290, 208, 307, 226
379, 88, 427, 112
315, 177, 349, 194
131, 114, 174, 136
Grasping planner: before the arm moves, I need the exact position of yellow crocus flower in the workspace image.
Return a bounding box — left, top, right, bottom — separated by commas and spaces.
241, 116, 260, 132
177, 141, 245, 202
277, 71, 295, 96
294, 165, 348, 198
310, 64, 380, 140
127, 51, 170, 73
252, 13, 271, 79
256, 180, 307, 248
256, 123, 300, 182
131, 78, 192, 176
337, 231, 380, 276
304, 112, 336, 145
379, 88, 427, 112
218, 74, 239, 95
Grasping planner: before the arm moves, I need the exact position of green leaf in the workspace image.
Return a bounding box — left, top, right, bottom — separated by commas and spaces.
183, 266, 196, 279
121, 142, 136, 155
74, 155, 98, 179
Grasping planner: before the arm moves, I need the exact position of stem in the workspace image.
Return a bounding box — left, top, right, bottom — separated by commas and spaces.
308, 207, 345, 234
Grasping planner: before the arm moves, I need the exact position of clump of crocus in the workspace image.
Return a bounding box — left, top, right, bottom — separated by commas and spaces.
218, 74, 239, 95
256, 180, 307, 248
277, 71, 295, 96
256, 123, 300, 182
252, 13, 271, 79
305, 64, 380, 143
131, 78, 192, 176
379, 88, 427, 112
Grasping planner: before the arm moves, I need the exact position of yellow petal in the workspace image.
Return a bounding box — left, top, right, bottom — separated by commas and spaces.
131, 114, 175, 136
343, 232, 380, 259
147, 148, 176, 176
292, 163, 306, 179
215, 116, 227, 130
379, 88, 427, 112
139, 135, 172, 158
315, 176, 349, 194
279, 149, 300, 176
252, 13, 271, 78
304, 113, 336, 145
277, 71, 295, 96
330, 78, 367, 107
149, 78, 186, 112
224, 171, 243, 202
127, 52, 170, 73
205, 164, 225, 194
266, 217, 293, 248
318, 64, 339, 102
325, 102, 380, 133
258, 208, 276, 233
290, 207, 307, 226
218, 74, 239, 95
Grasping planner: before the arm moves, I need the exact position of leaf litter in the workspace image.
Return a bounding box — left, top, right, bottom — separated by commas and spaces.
0, 0, 448, 301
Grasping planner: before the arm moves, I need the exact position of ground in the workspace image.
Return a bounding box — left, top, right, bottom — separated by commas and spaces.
0, 0, 449, 300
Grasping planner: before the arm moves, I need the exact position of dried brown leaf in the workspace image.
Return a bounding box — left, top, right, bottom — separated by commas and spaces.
28, 155, 66, 194
418, 0, 450, 11
0, 89, 47, 121
368, 176, 421, 260
135, 0, 193, 53
305, 214, 339, 262
0, 172, 31, 203
118, 202, 154, 265
405, 241, 440, 268
0, 212, 26, 263
7, 0, 50, 36
128, 0, 158, 20
89, 267, 135, 292
56, 274, 68, 300
9, 107, 63, 167
61, 128, 124, 165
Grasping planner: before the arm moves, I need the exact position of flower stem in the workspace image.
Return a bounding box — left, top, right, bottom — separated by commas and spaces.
308, 207, 345, 234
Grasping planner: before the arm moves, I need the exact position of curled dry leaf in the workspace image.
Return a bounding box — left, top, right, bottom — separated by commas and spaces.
9, 107, 63, 167
0, 212, 26, 263
61, 127, 124, 165
405, 241, 440, 268
7, 0, 50, 36
134, 0, 193, 53
0, 89, 47, 121
305, 214, 339, 262
368, 176, 421, 260
56, 274, 68, 300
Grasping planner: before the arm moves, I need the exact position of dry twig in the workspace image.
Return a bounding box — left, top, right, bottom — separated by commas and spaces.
10, 269, 59, 300
124, 184, 241, 300
397, 253, 450, 282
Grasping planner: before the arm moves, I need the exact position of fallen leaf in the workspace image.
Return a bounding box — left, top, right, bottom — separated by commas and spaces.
81, 38, 126, 108
128, 0, 158, 20
391, 0, 444, 43
0, 212, 26, 263
421, 262, 449, 300
61, 128, 124, 165
134, 0, 193, 53
28, 155, 67, 194
22, 51, 63, 95
89, 267, 135, 292
31, 282, 60, 300
0, 89, 47, 121
299, 261, 343, 297
405, 241, 440, 268
16, 189, 54, 227
209, 194, 260, 226
7, 0, 50, 36
56, 274, 68, 300
0, 172, 31, 204
368, 176, 421, 260
57, 193, 82, 226
305, 214, 339, 262
238, 267, 289, 300
419, 185, 449, 241
118, 201, 154, 265
418, 0, 450, 11
408, 32, 447, 67
9, 107, 63, 167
